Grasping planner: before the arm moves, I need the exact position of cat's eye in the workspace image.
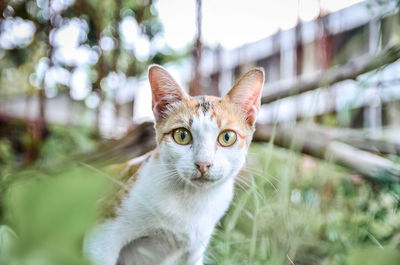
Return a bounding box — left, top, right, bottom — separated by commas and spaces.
172, 128, 192, 145
218, 130, 237, 147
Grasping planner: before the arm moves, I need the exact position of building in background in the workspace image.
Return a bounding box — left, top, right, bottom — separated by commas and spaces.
1, 0, 400, 138
196, 0, 400, 130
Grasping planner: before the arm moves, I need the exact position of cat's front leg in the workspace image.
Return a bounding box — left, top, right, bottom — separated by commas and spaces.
192, 256, 204, 265
187, 245, 206, 265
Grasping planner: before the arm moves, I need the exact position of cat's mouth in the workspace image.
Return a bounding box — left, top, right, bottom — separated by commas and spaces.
192, 177, 215, 183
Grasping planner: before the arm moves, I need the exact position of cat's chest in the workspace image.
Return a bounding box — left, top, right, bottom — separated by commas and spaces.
156, 192, 219, 237
139, 188, 226, 234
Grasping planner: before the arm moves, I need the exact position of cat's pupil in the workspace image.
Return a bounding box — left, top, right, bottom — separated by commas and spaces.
224, 133, 230, 142
180, 131, 187, 140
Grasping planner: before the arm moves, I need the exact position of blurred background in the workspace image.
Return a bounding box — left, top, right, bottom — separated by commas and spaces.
0, 0, 400, 264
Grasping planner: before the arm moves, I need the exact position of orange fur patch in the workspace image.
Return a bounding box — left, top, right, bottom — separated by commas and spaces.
99, 151, 153, 220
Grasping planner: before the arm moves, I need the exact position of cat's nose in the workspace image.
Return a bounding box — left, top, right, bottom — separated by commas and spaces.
195, 162, 212, 175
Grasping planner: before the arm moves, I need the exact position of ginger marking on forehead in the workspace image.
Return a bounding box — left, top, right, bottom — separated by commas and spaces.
199, 96, 211, 114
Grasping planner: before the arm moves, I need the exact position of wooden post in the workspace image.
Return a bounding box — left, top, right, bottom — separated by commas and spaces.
190, 0, 203, 96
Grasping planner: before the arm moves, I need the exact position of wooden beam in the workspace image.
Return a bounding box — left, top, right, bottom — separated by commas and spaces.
254, 124, 400, 182
309, 125, 400, 156
261, 43, 400, 104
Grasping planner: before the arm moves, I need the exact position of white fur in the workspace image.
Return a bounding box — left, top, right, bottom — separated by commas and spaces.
84, 111, 248, 265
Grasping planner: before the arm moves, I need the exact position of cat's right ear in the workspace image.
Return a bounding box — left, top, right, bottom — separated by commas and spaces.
148, 65, 188, 122
224, 68, 264, 126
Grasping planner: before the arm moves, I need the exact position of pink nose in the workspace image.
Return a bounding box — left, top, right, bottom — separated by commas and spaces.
195, 162, 212, 175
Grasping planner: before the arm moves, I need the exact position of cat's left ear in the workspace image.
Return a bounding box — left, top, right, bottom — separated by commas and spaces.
225, 68, 264, 126
148, 65, 188, 122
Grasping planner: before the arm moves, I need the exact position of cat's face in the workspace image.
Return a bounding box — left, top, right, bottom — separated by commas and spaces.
149, 65, 264, 188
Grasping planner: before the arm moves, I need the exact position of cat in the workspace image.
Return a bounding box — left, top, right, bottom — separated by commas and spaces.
84, 65, 264, 265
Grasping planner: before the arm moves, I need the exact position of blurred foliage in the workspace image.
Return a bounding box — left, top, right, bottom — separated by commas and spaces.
0, 122, 100, 173
0, 139, 15, 177
0, 119, 107, 263
0, 164, 107, 265
0, 0, 182, 100
346, 248, 400, 265
36, 124, 99, 167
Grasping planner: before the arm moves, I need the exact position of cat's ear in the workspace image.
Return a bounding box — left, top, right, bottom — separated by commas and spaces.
148, 65, 188, 121
225, 68, 264, 126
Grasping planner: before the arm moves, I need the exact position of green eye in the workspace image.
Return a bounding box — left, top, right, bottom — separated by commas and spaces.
218, 130, 237, 147
172, 128, 192, 145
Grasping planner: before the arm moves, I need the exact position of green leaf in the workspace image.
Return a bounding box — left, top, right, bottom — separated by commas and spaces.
2, 165, 107, 264
346, 248, 400, 265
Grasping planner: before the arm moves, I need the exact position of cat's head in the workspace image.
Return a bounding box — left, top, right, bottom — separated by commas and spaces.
148, 65, 264, 188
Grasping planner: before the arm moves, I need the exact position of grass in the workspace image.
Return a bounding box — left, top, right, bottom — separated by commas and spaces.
0, 140, 399, 264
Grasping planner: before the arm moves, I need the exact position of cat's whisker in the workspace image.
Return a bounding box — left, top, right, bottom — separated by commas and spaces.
241, 170, 261, 177
266, 174, 280, 182
244, 166, 281, 183
240, 170, 280, 193
234, 178, 249, 192
242, 167, 265, 176
241, 168, 280, 183
235, 176, 250, 188
235, 182, 247, 192
233, 175, 267, 199
263, 178, 279, 193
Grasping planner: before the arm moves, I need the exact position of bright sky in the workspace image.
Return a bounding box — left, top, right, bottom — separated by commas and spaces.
156, 0, 365, 50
